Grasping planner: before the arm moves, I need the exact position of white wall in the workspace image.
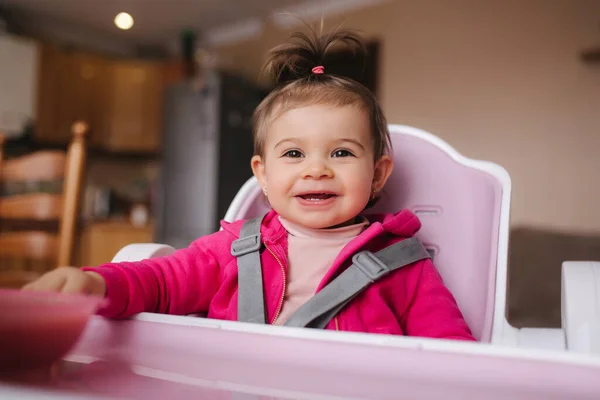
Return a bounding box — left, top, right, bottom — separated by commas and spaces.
381, 0, 600, 233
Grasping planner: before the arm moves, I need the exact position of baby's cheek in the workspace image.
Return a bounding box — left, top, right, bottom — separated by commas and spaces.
350, 174, 373, 194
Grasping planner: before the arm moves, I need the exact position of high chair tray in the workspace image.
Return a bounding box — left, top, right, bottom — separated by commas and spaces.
2, 313, 600, 399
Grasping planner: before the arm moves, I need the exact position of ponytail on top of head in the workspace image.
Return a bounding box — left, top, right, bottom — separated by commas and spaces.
262, 22, 367, 86
253, 21, 391, 163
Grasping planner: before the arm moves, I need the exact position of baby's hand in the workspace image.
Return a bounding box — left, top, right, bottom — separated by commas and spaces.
22, 267, 106, 297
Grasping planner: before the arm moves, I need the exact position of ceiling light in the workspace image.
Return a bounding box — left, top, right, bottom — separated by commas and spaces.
114, 12, 134, 30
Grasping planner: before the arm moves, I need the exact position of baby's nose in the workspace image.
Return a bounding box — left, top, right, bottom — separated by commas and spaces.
303, 159, 333, 179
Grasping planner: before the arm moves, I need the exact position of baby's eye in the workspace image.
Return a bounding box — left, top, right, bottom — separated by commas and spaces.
332, 149, 354, 158
282, 150, 303, 158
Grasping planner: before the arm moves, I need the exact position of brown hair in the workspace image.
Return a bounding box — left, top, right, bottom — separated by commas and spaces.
252, 24, 391, 161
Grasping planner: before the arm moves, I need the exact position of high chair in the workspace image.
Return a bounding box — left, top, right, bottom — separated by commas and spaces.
3, 124, 598, 399
112, 124, 599, 353
0, 121, 88, 288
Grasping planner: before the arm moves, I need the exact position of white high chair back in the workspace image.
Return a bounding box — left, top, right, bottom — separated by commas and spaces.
224, 124, 512, 343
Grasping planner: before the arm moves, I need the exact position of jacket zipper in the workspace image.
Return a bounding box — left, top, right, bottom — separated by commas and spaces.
264, 242, 340, 330
264, 242, 286, 324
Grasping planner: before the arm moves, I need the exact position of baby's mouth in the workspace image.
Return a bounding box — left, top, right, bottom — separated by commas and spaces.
296, 193, 337, 201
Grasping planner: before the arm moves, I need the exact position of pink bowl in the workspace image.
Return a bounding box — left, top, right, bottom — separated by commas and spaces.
0, 289, 103, 372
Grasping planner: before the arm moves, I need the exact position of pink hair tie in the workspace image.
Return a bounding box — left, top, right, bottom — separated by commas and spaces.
312, 65, 325, 74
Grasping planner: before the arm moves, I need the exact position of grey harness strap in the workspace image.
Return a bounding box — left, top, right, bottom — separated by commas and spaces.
231, 214, 267, 324
232, 214, 431, 328
283, 236, 430, 329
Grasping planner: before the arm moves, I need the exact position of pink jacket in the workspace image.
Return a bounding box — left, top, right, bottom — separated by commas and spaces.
86, 209, 475, 341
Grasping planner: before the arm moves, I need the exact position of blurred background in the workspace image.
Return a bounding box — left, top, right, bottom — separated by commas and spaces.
0, 0, 598, 328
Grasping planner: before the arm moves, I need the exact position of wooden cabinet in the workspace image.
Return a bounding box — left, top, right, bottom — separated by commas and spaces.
103, 61, 163, 152
36, 43, 64, 144
37, 45, 108, 146
35, 43, 164, 153
78, 220, 154, 267
60, 52, 109, 148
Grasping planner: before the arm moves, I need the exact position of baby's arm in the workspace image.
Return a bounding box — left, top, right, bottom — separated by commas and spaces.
83, 230, 228, 319
400, 260, 476, 341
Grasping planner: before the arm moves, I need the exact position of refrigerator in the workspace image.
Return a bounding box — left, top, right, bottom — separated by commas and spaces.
156, 70, 265, 249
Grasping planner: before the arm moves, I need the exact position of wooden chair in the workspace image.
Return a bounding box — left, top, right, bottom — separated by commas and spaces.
0, 121, 88, 288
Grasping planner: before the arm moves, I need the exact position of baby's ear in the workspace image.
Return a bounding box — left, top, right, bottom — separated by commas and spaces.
251, 155, 267, 189
373, 155, 394, 191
